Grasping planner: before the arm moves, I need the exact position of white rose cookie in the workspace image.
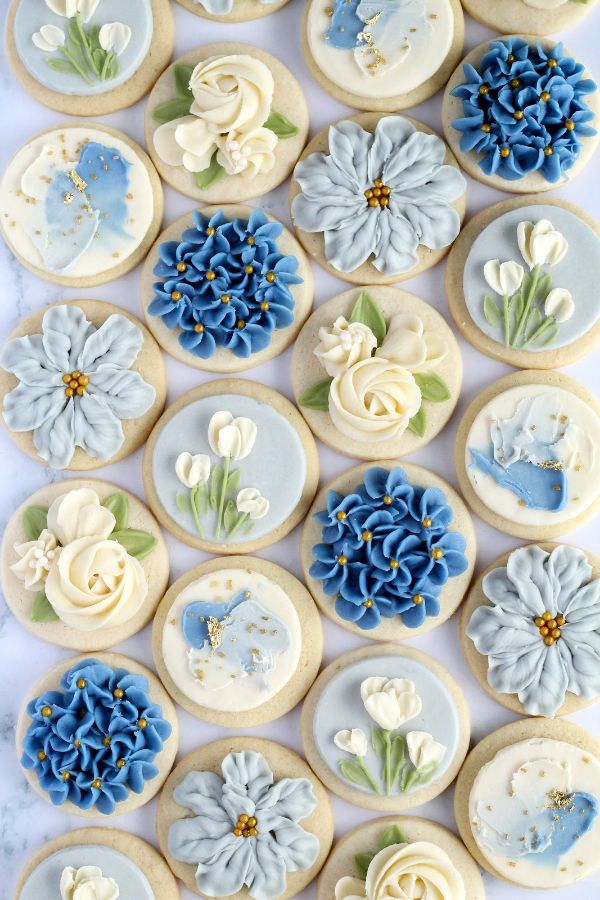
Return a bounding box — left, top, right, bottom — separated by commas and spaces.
317, 816, 484, 900
455, 370, 600, 539
461, 0, 599, 37
173, 0, 290, 23
454, 719, 600, 891
292, 286, 461, 459
6, 0, 174, 116
15, 827, 179, 900
302, 0, 464, 111
1, 479, 168, 651
301, 644, 470, 812
446, 195, 600, 368
145, 43, 309, 203
0, 301, 166, 470
140, 205, 313, 373
152, 556, 322, 727
289, 113, 466, 284
0, 123, 163, 286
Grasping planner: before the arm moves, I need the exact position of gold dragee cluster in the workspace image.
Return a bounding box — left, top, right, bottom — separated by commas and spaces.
364, 178, 391, 208
233, 813, 258, 837
62, 370, 88, 397
534, 611, 566, 646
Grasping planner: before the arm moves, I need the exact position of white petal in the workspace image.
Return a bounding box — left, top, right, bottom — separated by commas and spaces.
483, 259, 503, 296
153, 119, 188, 168
32, 24, 66, 52
98, 22, 131, 56
208, 411, 234, 457
545, 288, 574, 323
500, 260, 524, 296
517, 221, 534, 269
44, 0, 76, 16
77, 0, 101, 23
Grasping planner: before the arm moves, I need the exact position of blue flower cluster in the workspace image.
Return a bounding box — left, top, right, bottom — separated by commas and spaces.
310, 467, 468, 631
148, 209, 302, 359
22, 659, 171, 815
451, 38, 597, 182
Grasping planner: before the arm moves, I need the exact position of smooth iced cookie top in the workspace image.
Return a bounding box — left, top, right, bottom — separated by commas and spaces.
469, 738, 600, 888
20, 845, 155, 900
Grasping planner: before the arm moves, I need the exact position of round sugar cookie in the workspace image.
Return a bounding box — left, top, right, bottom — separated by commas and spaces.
140, 205, 313, 373
317, 815, 485, 900
16, 652, 178, 817
289, 112, 466, 285
302, 0, 464, 111
0, 300, 166, 471
461, 541, 600, 719
145, 44, 309, 203
461, 0, 599, 37
1, 478, 169, 651
446, 195, 600, 368
173, 0, 290, 23
454, 370, 600, 539
300, 459, 476, 640
156, 737, 333, 899
0, 122, 163, 286
6, 0, 174, 116
143, 379, 319, 553
301, 643, 470, 812
442, 36, 600, 193
454, 719, 600, 890
152, 555, 322, 726
291, 286, 461, 459
15, 827, 179, 900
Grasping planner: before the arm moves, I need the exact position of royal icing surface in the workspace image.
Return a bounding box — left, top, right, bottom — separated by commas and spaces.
191, 0, 279, 15
162, 568, 301, 712
0, 127, 153, 278
307, 0, 453, 99
466, 384, 600, 526
20, 845, 155, 900
469, 738, 600, 888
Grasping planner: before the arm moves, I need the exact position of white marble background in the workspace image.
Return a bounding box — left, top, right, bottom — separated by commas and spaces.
1, 3, 599, 899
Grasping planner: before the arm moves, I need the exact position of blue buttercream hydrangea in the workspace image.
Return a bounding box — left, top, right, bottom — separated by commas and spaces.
21, 659, 171, 815
148, 209, 302, 359
310, 466, 468, 630
451, 38, 597, 182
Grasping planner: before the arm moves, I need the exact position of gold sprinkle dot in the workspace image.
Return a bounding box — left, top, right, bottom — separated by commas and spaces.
422, 517, 432, 528
205, 270, 216, 281
102, 737, 111, 746
265, 272, 276, 283
65, 387, 74, 398
514, 110, 524, 120
137, 718, 147, 729
389, 559, 399, 570
479, 84, 489, 95
481, 123, 491, 133
500, 147, 510, 158
362, 530, 372, 541
91, 779, 102, 789
565, 119, 575, 131
221, 294, 231, 304
544, 636, 555, 646
510, 78, 520, 89
73, 740, 81, 748
260, 301, 269, 311
363, 599, 373, 608
171, 290, 181, 301
37, 750, 46, 761
42, 706, 52, 717
62, 374, 71, 384
206, 227, 215, 236
194, 324, 204, 333
244, 265, 254, 275
543, 611, 552, 620
541, 91, 551, 102
176, 261, 187, 273
247, 236, 255, 245
544, 146, 554, 156
117, 759, 126, 768
236, 319, 246, 330
62, 771, 70, 781
113, 688, 124, 699
337, 554, 348, 566
413, 594, 424, 605
548, 58, 558, 68
336, 511, 347, 521
383, 495, 393, 505
432, 548, 444, 560
507, 54, 515, 63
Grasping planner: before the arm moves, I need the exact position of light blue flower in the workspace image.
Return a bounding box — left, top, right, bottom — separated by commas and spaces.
168, 750, 319, 900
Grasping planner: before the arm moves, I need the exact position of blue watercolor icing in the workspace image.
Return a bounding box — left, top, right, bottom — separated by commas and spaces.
469, 447, 567, 512
77, 142, 132, 239
325, 0, 363, 49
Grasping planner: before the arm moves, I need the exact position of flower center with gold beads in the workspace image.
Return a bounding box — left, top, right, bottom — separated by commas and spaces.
233, 814, 258, 837
364, 179, 391, 208
533, 610, 566, 646
62, 371, 89, 398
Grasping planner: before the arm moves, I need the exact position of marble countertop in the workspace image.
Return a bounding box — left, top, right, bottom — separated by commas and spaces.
1, 3, 600, 900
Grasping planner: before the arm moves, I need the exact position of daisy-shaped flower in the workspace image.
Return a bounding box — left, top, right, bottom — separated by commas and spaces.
291, 116, 465, 276
168, 750, 319, 900
0, 305, 155, 468
467, 544, 600, 717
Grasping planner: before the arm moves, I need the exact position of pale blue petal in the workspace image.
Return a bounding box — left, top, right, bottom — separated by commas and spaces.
168, 817, 239, 869
466, 605, 539, 656
547, 545, 593, 609
504, 544, 555, 613
382, 131, 445, 188
327, 120, 372, 187
250, 839, 287, 900
559, 638, 600, 698
0, 334, 60, 385
78, 314, 144, 372
488, 642, 545, 696
257, 778, 317, 826
517, 644, 569, 717
373, 209, 419, 275
3, 382, 66, 432
195, 836, 255, 898
42, 305, 93, 372
172, 770, 229, 820
323, 210, 377, 273
482, 566, 535, 617
222, 751, 274, 809
88, 366, 155, 419
72, 394, 124, 461
561, 579, 600, 619
33, 400, 76, 468
367, 116, 416, 184
399, 200, 461, 251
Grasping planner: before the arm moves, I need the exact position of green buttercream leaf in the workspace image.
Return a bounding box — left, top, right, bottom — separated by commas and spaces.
176, 491, 191, 514
539, 323, 559, 346
401, 766, 420, 792
31, 592, 58, 623
525, 307, 543, 340
299, 377, 333, 411
224, 500, 238, 535
102, 492, 129, 531
210, 462, 224, 511
354, 852, 376, 880
263, 111, 299, 138
349, 291, 387, 344
47, 58, 78, 75
110, 529, 157, 561
195, 152, 227, 190
415, 761, 439, 785
511, 289, 524, 323
22, 506, 49, 541
371, 725, 387, 760
379, 825, 407, 850
414, 372, 450, 403
537, 272, 552, 299
340, 759, 374, 790
152, 97, 193, 124
174, 63, 194, 98
407, 406, 426, 437
483, 295, 501, 327
227, 468, 241, 493
389, 735, 406, 784
87, 25, 101, 53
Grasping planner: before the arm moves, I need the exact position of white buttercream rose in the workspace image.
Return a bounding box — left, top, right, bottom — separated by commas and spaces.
329, 358, 422, 443
189, 55, 274, 135
47, 488, 116, 545
216, 128, 277, 177
314, 317, 378, 377
11, 529, 58, 591
376, 315, 448, 372
60, 865, 119, 900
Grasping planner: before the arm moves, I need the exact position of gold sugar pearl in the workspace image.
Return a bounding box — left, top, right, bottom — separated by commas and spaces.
336, 511, 347, 521
171, 290, 182, 301
383, 495, 393, 505
365, 180, 392, 208
42, 706, 53, 717
91, 779, 102, 789
137, 718, 147, 729
543, 611, 552, 620
239, 815, 249, 824
206, 227, 216, 236
500, 147, 510, 158
37, 750, 47, 761
69, 380, 78, 389
337, 554, 348, 566
431, 548, 444, 560
236, 320, 246, 330
113, 688, 124, 699
362, 530, 372, 541
73, 740, 81, 748
205, 270, 216, 281
78, 375, 88, 387
260, 301, 269, 311
556, 615, 566, 626
62, 771, 71, 781
541, 91, 551, 102
507, 53, 515, 63
481, 123, 491, 133
413, 594, 424, 605
247, 236, 255, 245
102, 737, 111, 746
363, 599, 373, 608
176, 261, 187, 273
548, 58, 558, 68
76, 678, 87, 689
510, 78, 520, 89
422, 518, 432, 528
565, 119, 575, 131
265, 272, 276, 283
389, 559, 399, 570
479, 84, 489, 95
62, 374, 71, 384
194, 324, 205, 333
244, 265, 254, 275
116, 759, 126, 768
544, 146, 554, 156
544, 636, 555, 646
221, 294, 231, 304
513, 110, 524, 121
247, 817, 257, 827
234, 828, 243, 837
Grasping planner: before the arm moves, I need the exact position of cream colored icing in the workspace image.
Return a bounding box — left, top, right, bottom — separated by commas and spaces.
60, 865, 119, 900
469, 738, 600, 888
465, 384, 600, 526
161, 568, 301, 712
0, 127, 153, 278
307, 0, 454, 99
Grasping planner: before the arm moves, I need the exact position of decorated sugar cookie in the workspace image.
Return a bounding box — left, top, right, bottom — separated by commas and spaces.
143, 379, 318, 553
442, 37, 600, 193
316, 816, 485, 900
173, 0, 291, 23
300, 460, 475, 640
152, 556, 322, 726
15, 827, 179, 900
461, 0, 599, 38
301, 644, 470, 811
145, 44, 309, 202
290, 113, 466, 284
141, 205, 313, 372
0, 301, 165, 470
0, 123, 162, 286
6, 0, 174, 116
455, 370, 600, 539
157, 738, 333, 899
1, 480, 168, 651
455, 719, 600, 890
292, 286, 461, 459
446, 196, 600, 368
461, 542, 600, 719
302, 0, 464, 111
16, 652, 178, 816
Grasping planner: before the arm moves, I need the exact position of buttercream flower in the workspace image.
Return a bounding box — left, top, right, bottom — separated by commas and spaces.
0, 305, 155, 469
466, 544, 600, 717
45, 0, 100, 21
168, 750, 319, 900
292, 116, 465, 276
517, 219, 568, 269
153, 116, 216, 173
406, 731, 446, 770
334, 728, 368, 757
329, 358, 422, 443
32, 24, 66, 52
236, 487, 269, 520
189, 55, 274, 135
47, 489, 116, 545
11, 529, 58, 591
216, 128, 277, 177
361, 677, 422, 731
483, 259, 524, 296
544, 287, 574, 323
176, 452, 211, 488
315, 317, 378, 377
60, 866, 119, 900
375, 315, 448, 372
98, 22, 132, 57
208, 411, 257, 460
